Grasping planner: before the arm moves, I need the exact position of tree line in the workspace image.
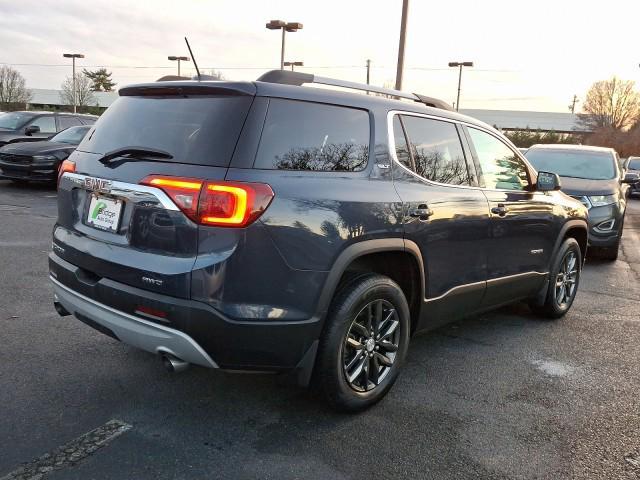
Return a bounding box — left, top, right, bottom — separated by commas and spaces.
0, 65, 116, 111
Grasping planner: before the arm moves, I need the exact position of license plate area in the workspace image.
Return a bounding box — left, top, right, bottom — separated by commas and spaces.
86, 194, 123, 233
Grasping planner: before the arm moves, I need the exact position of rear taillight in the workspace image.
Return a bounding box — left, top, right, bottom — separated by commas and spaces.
58, 159, 76, 186
142, 176, 202, 221
140, 175, 274, 227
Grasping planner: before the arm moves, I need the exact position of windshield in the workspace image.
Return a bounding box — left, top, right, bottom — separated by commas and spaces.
0, 112, 35, 130
78, 95, 253, 167
628, 158, 640, 170
525, 149, 616, 180
51, 126, 91, 145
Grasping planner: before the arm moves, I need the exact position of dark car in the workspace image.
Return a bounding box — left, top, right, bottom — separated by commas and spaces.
0, 111, 96, 147
0, 125, 92, 183
49, 71, 588, 411
525, 144, 635, 260
626, 156, 640, 197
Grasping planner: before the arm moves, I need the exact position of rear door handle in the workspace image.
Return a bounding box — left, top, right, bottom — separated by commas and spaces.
491, 204, 508, 217
409, 204, 434, 220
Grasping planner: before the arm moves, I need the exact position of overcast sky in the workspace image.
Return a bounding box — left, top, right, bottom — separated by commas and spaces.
1, 0, 639, 112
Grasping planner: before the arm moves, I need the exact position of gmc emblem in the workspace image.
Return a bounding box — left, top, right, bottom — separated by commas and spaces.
84, 177, 113, 193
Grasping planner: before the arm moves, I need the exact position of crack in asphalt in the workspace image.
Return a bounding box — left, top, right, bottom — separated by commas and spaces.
0, 420, 131, 480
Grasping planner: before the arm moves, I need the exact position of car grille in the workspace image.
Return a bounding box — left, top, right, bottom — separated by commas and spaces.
0, 153, 32, 165
570, 195, 591, 209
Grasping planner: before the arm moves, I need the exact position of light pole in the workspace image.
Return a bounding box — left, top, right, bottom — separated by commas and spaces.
168, 56, 190, 76
284, 61, 303, 71
63, 53, 84, 113
448, 61, 473, 111
395, 0, 409, 90
266, 20, 303, 70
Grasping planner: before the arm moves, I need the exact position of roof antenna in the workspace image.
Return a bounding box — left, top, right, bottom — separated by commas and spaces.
184, 36, 201, 80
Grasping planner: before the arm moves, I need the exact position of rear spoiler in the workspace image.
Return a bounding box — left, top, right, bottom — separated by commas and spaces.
119, 82, 256, 97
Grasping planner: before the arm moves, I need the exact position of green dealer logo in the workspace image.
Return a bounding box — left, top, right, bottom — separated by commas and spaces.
91, 201, 107, 219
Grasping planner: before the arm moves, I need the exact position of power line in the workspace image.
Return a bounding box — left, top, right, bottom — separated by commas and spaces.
0, 61, 520, 73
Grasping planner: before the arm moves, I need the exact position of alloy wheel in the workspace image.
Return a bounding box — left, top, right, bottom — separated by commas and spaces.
555, 250, 579, 307
342, 299, 401, 392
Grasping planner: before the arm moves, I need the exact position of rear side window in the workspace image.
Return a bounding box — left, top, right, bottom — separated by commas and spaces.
29, 116, 56, 133
58, 116, 82, 130
78, 95, 253, 167
399, 115, 471, 186
254, 99, 369, 171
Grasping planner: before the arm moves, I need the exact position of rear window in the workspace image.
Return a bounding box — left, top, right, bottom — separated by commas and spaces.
77, 95, 252, 167
254, 99, 369, 171
629, 158, 640, 170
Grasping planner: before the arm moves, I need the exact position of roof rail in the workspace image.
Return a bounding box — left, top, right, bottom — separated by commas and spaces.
256, 70, 453, 111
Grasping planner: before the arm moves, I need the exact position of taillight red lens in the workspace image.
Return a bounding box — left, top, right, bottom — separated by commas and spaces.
58, 159, 76, 186
140, 175, 274, 227
141, 175, 203, 221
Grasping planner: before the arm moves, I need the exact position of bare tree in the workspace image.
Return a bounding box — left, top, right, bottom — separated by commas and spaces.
579, 77, 640, 131
0, 66, 32, 104
60, 74, 95, 107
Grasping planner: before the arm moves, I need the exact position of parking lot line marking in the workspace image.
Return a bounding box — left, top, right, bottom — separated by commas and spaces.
0, 419, 131, 480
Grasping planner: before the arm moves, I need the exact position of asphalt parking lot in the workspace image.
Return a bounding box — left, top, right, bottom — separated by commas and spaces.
1, 180, 639, 480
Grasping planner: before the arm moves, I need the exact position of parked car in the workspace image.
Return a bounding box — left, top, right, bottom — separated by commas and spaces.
0, 111, 96, 147
0, 125, 92, 184
50, 71, 588, 411
525, 144, 635, 260
626, 156, 640, 197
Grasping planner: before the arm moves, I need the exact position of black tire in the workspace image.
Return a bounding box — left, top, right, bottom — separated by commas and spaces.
316, 273, 410, 412
530, 238, 581, 319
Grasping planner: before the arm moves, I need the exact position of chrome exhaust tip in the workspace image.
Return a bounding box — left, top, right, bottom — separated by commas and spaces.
54, 297, 71, 317
162, 354, 190, 373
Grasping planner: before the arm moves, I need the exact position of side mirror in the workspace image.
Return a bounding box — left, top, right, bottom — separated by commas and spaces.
536, 171, 562, 191
623, 172, 640, 184
24, 125, 40, 135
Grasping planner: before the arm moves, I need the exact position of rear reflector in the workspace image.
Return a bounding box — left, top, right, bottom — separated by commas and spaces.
58, 159, 76, 186
140, 175, 274, 227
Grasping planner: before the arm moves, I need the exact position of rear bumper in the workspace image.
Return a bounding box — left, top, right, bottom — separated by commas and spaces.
49, 252, 322, 372
52, 276, 218, 368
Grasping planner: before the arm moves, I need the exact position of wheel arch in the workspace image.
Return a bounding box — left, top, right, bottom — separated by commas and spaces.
555, 220, 588, 264
314, 239, 425, 333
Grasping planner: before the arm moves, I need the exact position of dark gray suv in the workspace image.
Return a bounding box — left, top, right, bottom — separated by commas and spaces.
50, 71, 588, 410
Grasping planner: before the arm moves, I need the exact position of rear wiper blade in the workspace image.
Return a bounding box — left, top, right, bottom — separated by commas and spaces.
98, 147, 173, 166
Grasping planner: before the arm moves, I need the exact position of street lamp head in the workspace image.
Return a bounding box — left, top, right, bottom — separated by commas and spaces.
266, 19, 286, 29
168, 56, 190, 61
449, 61, 473, 67
63, 53, 85, 59
285, 22, 303, 32
284, 61, 304, 66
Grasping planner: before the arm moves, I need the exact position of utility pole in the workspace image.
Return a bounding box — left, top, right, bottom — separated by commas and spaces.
366, 59, 371, 85
568, 94, 579, 114
395, 0, 409, 91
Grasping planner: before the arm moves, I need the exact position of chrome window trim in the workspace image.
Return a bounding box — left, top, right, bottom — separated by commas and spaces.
424, 271, 548, 303
62, 172, 180, 211
386, 110, 540, 194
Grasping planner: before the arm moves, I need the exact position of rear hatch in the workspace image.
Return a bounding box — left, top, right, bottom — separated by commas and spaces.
53, 82, 256, 298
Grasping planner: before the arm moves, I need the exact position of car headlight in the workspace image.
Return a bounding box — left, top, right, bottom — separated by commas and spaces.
32, 155, 58, 162
588, 194, 617, 207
